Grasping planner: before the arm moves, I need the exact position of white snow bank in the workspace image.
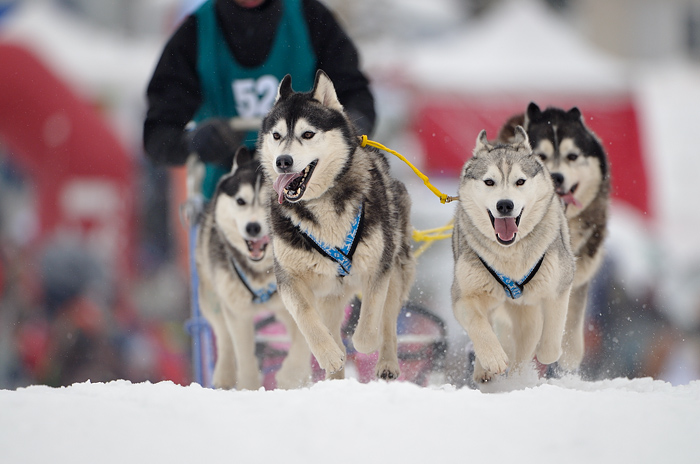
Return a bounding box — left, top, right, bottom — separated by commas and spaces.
1, 376, 699, 464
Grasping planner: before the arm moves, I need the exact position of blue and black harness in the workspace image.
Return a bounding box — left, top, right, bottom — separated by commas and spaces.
295, 203, 364, 278
478, 254, 545, 300
229, 257, 277, 304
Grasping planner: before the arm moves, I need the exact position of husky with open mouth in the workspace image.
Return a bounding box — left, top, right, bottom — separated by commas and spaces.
498, 103, 610, 371
451, 127, 575, 384
258, 70, 416, 380
195, 147, 311, 390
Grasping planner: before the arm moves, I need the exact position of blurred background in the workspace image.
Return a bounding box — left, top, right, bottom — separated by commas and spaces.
0, 0, 699, 389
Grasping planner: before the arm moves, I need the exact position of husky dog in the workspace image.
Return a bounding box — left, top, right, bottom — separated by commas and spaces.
451, 127, 575, 383
498, 103, 610, 371
195, 146, 311, 390
258, 70, 416, 380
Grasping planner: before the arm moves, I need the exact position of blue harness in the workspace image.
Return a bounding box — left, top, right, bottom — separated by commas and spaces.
230, 258, 277, 304
478, 254, 545, 299
297, 203, 364, 277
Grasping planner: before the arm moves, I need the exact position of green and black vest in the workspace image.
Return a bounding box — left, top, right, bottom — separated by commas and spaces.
193, 0, 317, 199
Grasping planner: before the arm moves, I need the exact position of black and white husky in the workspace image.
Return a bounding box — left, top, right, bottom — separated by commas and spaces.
258, 70, 416, 380
195, 147, 311, 390
452, 127, 575, 384
498, 103, 610, 371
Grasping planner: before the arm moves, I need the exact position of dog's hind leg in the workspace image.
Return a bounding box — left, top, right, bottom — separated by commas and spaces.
373, 269, 404, 380
279, 279, 346, 376
353, 273, 392, 354
558, 283, 589, 371
274, 308, 313, 389
536, 290, 570, 366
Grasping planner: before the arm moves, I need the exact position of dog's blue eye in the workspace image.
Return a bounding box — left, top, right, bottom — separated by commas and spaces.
237, 198, 246, 206
567, 153, 578, 161
484, 179, 495, 186
272, 132, 281, 140
516, 179, 526, 186
302, 131, 315, 140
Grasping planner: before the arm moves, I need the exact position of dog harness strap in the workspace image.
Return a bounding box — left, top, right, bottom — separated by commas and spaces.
298, 203, 364, 277
230, 258, 277, 304
478, 254, 545, 300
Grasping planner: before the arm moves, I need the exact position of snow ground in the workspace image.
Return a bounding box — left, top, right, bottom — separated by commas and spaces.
1, 374, 699, 464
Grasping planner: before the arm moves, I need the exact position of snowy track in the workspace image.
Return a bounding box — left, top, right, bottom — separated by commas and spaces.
2, 376, 699, 464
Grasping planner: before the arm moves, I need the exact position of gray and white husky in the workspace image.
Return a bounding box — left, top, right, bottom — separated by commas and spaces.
195, 146, 311, 390
451, 127, 575, 384
258, 70, 416, 380
498, 103, 610, 371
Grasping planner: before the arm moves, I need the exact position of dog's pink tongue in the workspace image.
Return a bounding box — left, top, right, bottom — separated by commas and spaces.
272, 173, 301, 204
249, 236, 270, 259
560, 193, 582, 208
494, 217, 518, 241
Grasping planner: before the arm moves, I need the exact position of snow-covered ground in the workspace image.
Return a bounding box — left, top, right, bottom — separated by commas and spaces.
2, 375, 699, 464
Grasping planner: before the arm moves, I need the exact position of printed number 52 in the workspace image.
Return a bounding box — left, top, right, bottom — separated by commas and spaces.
232, 76, 279, 118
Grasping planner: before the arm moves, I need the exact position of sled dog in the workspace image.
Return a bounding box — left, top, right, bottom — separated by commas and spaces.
195, 147, 311, 390
498, 103, 610, 370
451, 127, 575, 383
258, 70, 416, 380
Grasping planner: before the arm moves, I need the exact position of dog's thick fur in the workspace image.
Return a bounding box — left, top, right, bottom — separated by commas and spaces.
195, 147, 311, 390
451, 127, 575, 383
498, 103, 610, 370
258, 70, 416, 380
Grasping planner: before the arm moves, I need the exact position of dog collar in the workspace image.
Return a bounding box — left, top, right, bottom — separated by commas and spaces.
297, 203, 364, 278
229, 257, 277, 304
478, 254, 545, 299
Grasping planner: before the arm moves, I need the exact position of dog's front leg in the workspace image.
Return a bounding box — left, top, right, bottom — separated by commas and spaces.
536, 289, 570, 366
278, 280, 345, 376
223, 308, 260, 390
353, 272, 392, 354
453, 294, 508, 382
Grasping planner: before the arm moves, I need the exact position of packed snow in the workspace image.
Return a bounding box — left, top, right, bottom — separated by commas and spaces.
1, 374, 699, 464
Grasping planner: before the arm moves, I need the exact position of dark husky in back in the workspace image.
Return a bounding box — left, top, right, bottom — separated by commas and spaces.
498, 102, 610, 371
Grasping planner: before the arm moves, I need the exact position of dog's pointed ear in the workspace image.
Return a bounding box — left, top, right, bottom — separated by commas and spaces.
567, 106, 582, 122
524, 102, 541, 127
512, 125, 531, 150
474, 129, 491, 154
276, 74, 294, 102
312, 70, 343, 111
231, 146, 252, 173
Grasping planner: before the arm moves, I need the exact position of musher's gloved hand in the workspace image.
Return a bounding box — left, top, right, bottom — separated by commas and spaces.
186, 118, 245, 164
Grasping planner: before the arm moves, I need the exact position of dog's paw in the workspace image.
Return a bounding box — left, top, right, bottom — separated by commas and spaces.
375, 360, 400, 381
352, 327, 380, 354
275, 367, 311, 390
557, 345, 583, 371
477, 344, 509, 377
536, 343, 562, 366
315, 344, 346, 375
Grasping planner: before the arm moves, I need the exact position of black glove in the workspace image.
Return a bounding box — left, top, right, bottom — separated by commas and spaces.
186, 118, 245, 164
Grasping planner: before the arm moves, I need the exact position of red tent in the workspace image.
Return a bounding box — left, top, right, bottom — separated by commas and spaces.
0, 43, 135, 280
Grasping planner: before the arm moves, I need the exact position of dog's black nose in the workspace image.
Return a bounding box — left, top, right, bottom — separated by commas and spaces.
276, 154, 294, 172
496, 200, 514, 216
246, 222, 261, 237
551, 172, 565, 187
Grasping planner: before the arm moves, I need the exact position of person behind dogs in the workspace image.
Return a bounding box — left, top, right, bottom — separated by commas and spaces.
143, 0, 376, 199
